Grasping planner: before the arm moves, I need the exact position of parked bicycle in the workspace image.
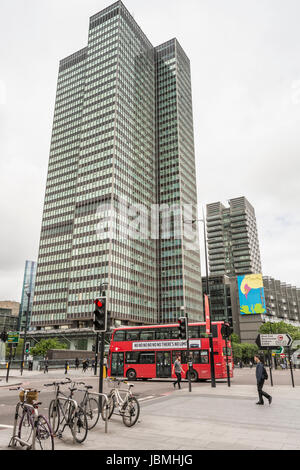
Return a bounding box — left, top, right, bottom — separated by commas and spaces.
69, 381, 100, 430
8, 387, 54, 450
101, 377, 140, 427
45, 379, 88, 443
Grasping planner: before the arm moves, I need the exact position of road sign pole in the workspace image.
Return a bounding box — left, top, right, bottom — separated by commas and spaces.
6, 344, 13, 383
268, 349, 273, 387
225, 336, 231, 387
288, 347, 295, 388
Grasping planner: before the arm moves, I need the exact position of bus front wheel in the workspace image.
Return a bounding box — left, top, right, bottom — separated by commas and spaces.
186, 370, 198, 382
126, 369, 137, 381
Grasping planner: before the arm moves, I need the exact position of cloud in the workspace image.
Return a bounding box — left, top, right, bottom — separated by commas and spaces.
0, 0, 300, 301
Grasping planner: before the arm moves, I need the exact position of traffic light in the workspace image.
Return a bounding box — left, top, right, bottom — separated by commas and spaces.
25, 342, 30, 354
92, 344, 96, 352
221, 323, 232, 339
0, 331, 8, 343
178, 317, 188, 340
93, 297, 107, 332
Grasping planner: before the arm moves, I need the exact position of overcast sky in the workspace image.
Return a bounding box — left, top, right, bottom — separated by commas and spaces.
1, 0, 300, 302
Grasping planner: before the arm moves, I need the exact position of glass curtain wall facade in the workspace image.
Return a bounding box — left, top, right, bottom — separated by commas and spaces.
156, 40, 202, 323
32, 1, 202, 329
19, 260, 37, 330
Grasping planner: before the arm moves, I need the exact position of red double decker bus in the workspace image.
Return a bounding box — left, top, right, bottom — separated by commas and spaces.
107, 321, 233, 382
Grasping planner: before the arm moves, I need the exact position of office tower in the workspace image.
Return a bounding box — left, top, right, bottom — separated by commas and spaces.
18, 260, 37, 330
156, 40, 202, 323
32, 1, 202, 330
206, 197, 262, 277
263, 276, 300, 324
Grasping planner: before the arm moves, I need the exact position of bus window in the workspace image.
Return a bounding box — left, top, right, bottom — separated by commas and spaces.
181, 351, 188, 364
155, 329, 170, 340
200, 351, 209, 364
113, 330, 126, 342
140, 330, 155, 341
199, 325, 206, 337
125, 352, 139, 364
211, 325, 218, 338
139, 353, 155, 364
189, 326, 199, 338
126, 330, 141, 341
170, 327, 179, 339
172, 351, 182, 363
192, 351, 201, 364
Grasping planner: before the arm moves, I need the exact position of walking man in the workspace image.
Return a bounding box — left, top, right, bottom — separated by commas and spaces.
44, 357, 49, 374
172, 355, 184, 390
75, 357, 79, 370
254, 355, 272, 406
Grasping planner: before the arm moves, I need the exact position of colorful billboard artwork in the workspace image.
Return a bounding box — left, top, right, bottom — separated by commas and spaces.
238, 274, 266, 315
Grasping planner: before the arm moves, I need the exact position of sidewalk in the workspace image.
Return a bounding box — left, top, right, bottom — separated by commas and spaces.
0, 368, 98, 387
1, 382, 300, 450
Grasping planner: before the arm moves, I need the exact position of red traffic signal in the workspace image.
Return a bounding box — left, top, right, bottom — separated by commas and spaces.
93, 297, 107, 332
178, 317, 187, 340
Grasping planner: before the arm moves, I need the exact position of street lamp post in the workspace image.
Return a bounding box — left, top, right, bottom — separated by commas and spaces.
20, 288, 31, 376
190, 214, 216, 388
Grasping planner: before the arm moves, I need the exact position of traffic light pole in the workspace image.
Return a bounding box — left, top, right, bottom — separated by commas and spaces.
186, 314, 192, 393
94, 332, 99, 376
98, 332, 105, 407
225, 336, 230, 387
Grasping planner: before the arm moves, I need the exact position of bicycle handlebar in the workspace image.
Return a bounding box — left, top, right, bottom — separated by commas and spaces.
44, 380, 71, 387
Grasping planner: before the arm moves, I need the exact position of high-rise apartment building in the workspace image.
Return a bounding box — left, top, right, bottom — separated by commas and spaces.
19, 260, 37, 331
32, 1, 202, 330
206, 197, 262, 277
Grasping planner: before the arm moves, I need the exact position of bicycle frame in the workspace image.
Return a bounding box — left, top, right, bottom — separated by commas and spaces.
9, 402, 38, 450
77, 389, 109, 433
110, 384, 132, 414
50, 390, 79, 444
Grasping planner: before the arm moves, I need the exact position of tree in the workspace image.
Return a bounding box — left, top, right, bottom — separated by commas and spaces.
231, 333, 240, 344
259, 322, 300, 341
30, 338, 68, 357
232, 342, 242, 363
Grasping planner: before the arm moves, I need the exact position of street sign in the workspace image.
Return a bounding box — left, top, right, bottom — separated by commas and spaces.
273, 347, 284, 355
7, 332, 20, 344
256, 334, 292, 349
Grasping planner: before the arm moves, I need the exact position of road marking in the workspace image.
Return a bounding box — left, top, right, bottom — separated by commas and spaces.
138, 396, 155, 402
0, 424, 14, 429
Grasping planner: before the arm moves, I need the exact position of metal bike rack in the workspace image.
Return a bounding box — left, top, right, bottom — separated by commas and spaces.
8, 402, 38, 450
77, 390, 109, 434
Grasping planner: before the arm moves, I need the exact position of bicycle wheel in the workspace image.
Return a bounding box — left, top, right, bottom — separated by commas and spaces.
18, 410, 34, 445
101, 393, 115, 421
70, 405, 88, 444
48, 399, 60, 434
36, 415, 54, 450
84, 397, 100, 430
122, 397, 140, 428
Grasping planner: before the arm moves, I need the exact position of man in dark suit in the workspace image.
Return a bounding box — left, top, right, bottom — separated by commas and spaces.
254, 355, 272, 406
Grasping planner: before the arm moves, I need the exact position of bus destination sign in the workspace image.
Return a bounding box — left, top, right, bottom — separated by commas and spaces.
132, 340, 201, 351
